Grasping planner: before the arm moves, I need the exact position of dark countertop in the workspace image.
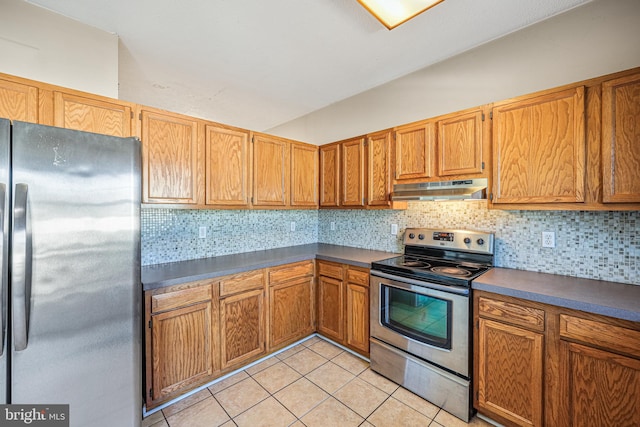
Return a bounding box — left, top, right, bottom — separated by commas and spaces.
142, 243, 399, 291
472, 268, 640, 322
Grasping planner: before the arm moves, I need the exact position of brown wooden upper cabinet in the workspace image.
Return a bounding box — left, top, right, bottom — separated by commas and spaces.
252, 133, 289, 207
319, 136, 367, 208
319, 143, 340, 207
53, 91, 134, 137
367, 130, 393, 207
341, 137, 366, 207
139, 107, 203, 205
320, 132, 397, 209
438, 108, 485, 177
205, 124, 251, 208
394, 120, 436, 182
0, 77, 39, 123
492, 86, 586, 204
602, 72, 640, 203
290, 142, 318, 208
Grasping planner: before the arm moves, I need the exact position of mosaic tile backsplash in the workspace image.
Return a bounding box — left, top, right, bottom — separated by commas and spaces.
142, 209, 318, 265
318, 202, 639, 286
142, 203, 639, 286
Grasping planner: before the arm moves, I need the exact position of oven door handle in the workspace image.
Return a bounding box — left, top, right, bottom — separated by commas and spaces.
370, 270, 470, 296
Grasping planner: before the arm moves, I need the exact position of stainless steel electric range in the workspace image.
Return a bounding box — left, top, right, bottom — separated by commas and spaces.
369, 228, 495, 422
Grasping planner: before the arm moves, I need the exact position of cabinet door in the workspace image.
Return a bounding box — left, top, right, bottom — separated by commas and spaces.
269, 277, 314, 349
342, 137, 366, 207
0, 79, 38, 123
438, 110, 484, 176
220, 289, 266, 369
493, 87, 585, 204
367, 131, 392, 207
291, 143, 318, 207
205, 125, 250, 207
141, 109, 202, 204
319, 144, 340, 207
560, 342, 640, 427
395, 121, 435, 181
253, 134, 289, 206
602, 73, 640, 203
477, 318, 544, 427
346, 282, 369, 355
317, 275, 344, 342
54, 92, 133, 137
150, 301, 214, 403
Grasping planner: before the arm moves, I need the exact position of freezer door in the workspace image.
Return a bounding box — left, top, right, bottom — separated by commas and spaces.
0, 119, 9, 405
10, 122, 141, 427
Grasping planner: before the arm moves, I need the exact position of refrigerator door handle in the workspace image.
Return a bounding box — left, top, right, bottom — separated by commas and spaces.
12, 183, 30, 352
0, 183, 5, 356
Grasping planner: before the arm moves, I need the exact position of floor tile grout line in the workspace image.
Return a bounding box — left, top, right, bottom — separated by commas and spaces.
160, 387, 213, 421
214, 375, 273, 422
270, 382, 331, 422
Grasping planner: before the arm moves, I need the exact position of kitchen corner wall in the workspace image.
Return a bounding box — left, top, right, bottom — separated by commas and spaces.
318, 203, 639, 286
141, 209, 318, 266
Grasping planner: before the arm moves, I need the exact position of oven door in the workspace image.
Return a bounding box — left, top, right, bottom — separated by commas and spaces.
370, 271, 470, 378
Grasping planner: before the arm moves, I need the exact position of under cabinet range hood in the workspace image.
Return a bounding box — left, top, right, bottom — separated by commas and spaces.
391, 178, 488, 201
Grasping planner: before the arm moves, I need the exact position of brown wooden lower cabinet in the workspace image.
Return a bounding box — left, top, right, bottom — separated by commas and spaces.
317, 260, 370, 356
317, 275, 345, 342
144, 280, 219, 409
218, 270, 267, 370
144, 261, 319, 409
476, 318, 544, 427
219, 288, 266, 369
268, 261, 315, 350
474, 291, 640, 427
345, 269, 370, 355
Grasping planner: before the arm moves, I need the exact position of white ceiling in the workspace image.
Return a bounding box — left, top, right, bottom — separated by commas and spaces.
27, 0, 592, 131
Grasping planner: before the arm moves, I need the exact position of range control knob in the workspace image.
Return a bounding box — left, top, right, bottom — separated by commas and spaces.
409, 233, 415, 239
477, 238, 485, 246
418, 234, 425, 240
463, 237, 471, 244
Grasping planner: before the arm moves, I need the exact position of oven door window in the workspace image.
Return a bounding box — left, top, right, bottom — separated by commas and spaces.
380, 284, 452, 350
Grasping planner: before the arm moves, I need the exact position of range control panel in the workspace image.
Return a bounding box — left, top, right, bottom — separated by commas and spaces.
403, 228, 494, 254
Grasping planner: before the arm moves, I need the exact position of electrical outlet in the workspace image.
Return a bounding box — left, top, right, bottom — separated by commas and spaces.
390, 224, 398, 235
199, 226, 207, 239
542, 231, 555, 248
290, 221, 296, 232
330, 221, 336, 231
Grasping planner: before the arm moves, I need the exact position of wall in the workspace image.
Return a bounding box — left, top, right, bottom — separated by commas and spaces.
0, 0, 118, 98
318, 204, 639, 286
137, 0, 639, 286
141, 209, 318, 266
266, 0, 640, 144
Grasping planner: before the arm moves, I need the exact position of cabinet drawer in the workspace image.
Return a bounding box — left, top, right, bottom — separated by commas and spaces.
317, 261, 343, 280
559, 314, 640, 356
347, 268, 369, 286
219, 270, 265, 297
269, 261, 314, 284
151, 285, 212, 313
478, 296, 545, 332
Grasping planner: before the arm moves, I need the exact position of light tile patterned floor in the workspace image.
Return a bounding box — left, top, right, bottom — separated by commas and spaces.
142, 336, 494, 427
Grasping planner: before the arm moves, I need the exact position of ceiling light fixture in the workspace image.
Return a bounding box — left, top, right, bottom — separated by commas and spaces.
357, 0, 445, 29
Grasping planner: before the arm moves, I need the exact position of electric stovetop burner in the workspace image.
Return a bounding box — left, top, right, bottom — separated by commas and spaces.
371, 228, 495, 287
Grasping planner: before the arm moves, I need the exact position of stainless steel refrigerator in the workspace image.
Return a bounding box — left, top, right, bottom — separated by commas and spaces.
0, 119, 141, 426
